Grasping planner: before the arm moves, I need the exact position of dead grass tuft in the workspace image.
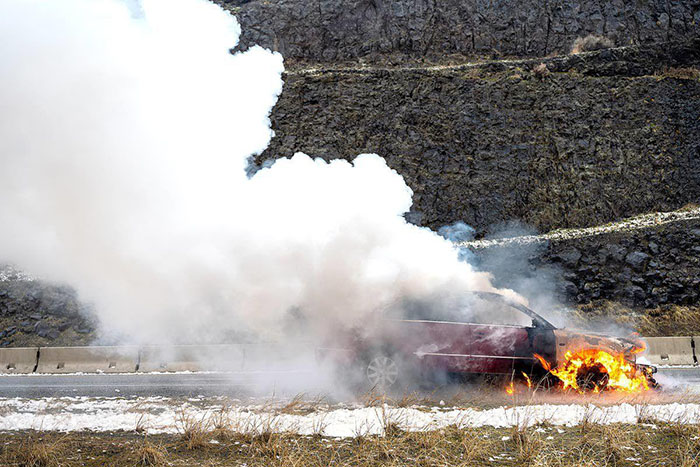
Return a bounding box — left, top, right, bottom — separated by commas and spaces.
510, 426, 544, 463
571, 34, 614, 54
209, 404, 237, 441
533, 62, 550, 80
175, 409, 211, 450
279, 393, 306, 414
132, 437, 167, 466
391, 391, 423, 408
359, 390, 386, 408
3, 434, 65, 467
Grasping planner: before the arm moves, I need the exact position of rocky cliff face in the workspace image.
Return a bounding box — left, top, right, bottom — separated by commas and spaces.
232, 0, 700, 335
257, 42, 700, 234
220, 0, 700, 63
472, 215, 700, 309
0, 272, 96, 347
2, 1, 698, 345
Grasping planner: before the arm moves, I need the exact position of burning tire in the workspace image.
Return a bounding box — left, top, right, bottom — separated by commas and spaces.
575, 363, 610, 392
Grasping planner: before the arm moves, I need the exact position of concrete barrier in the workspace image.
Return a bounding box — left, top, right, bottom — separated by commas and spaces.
7, 336, 693, 375
138, 344, 244, 372
644, 336, 697, 366
0, 347, 39, 374
35, 346, 139, 373
241, 342, 315, 370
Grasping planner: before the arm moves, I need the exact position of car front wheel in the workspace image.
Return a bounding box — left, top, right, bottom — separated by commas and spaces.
365, 354, 400, 390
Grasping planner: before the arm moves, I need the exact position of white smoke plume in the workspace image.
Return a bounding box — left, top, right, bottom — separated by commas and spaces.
0, 0, 517, 345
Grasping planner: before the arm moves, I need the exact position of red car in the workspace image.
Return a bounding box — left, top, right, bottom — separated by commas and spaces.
319, 292, 655, 391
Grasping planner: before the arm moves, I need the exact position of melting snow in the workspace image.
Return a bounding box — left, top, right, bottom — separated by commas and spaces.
0, 397, 698, 437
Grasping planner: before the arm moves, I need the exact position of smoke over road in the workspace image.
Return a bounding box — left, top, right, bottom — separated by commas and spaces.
0, 0, 516, 350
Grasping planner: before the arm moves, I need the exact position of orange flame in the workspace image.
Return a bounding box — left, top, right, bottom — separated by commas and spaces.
536, 348, 650, 394
505, 381, 515, 395
522, 372, 532, 389
533, 353, 551, 371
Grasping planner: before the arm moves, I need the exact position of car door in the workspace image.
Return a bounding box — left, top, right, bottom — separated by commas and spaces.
466, 324, 531, 374
389, 319, 473, 373
459, 297, 537, 375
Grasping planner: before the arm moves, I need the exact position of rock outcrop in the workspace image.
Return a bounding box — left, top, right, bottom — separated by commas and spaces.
471, 215, 700, 310
257, 41, 700, 233
0, 274, 96, 347
220, 0, 700, 63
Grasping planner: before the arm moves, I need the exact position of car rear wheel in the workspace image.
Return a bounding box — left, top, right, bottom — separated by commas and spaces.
366, 355, 399, 390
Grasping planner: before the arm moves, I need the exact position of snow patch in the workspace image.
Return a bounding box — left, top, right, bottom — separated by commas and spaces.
0, 397, 698, 437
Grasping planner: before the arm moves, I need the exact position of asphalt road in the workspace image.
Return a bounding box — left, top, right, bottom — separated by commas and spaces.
0, 368, 697, 399
0, 371, 316, 398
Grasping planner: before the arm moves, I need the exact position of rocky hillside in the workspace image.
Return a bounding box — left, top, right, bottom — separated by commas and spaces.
1, 1, 698, 346
0, 269, 96, 348
470, 208, 700, 308
220, 0, 700, 64
256, 41, 700, 233
234, 0, 699, 335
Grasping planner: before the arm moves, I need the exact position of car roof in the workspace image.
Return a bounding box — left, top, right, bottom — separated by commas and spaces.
383, 291, 556, 330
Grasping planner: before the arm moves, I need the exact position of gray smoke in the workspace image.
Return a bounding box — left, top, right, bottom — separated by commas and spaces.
0, 0, 520, 348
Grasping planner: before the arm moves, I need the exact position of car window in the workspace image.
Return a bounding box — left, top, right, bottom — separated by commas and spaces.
388, 294, 532, 327
465, 297, 532, 327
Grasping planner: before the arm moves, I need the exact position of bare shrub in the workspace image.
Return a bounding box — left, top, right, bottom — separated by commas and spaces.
571, 35, 614, 54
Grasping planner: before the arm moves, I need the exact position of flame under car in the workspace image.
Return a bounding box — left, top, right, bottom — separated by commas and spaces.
319, 292, 657, 391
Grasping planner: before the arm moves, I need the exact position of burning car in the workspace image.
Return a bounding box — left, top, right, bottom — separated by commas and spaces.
320, 292, 657, 392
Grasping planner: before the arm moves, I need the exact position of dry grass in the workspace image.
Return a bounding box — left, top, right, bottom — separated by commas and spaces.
175, 409, 211, 450
572, 300, 700, 336
209, 404, 237, 441
680, 202, 700, 211
2, 423, 700, 466
658, 67, 700, 80
510, 424, 544, 463
571, 34, 614, 54
131, 437, 167, 466
358, 390, 387, 408
279, 393, 306, 414
2, 434, 65, 467
278, 393, 328, 415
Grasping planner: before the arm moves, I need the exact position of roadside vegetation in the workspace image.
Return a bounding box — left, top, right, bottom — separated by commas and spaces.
570, 34, 615, 54
0, 422, 698, 466
573, 301, 700, 336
